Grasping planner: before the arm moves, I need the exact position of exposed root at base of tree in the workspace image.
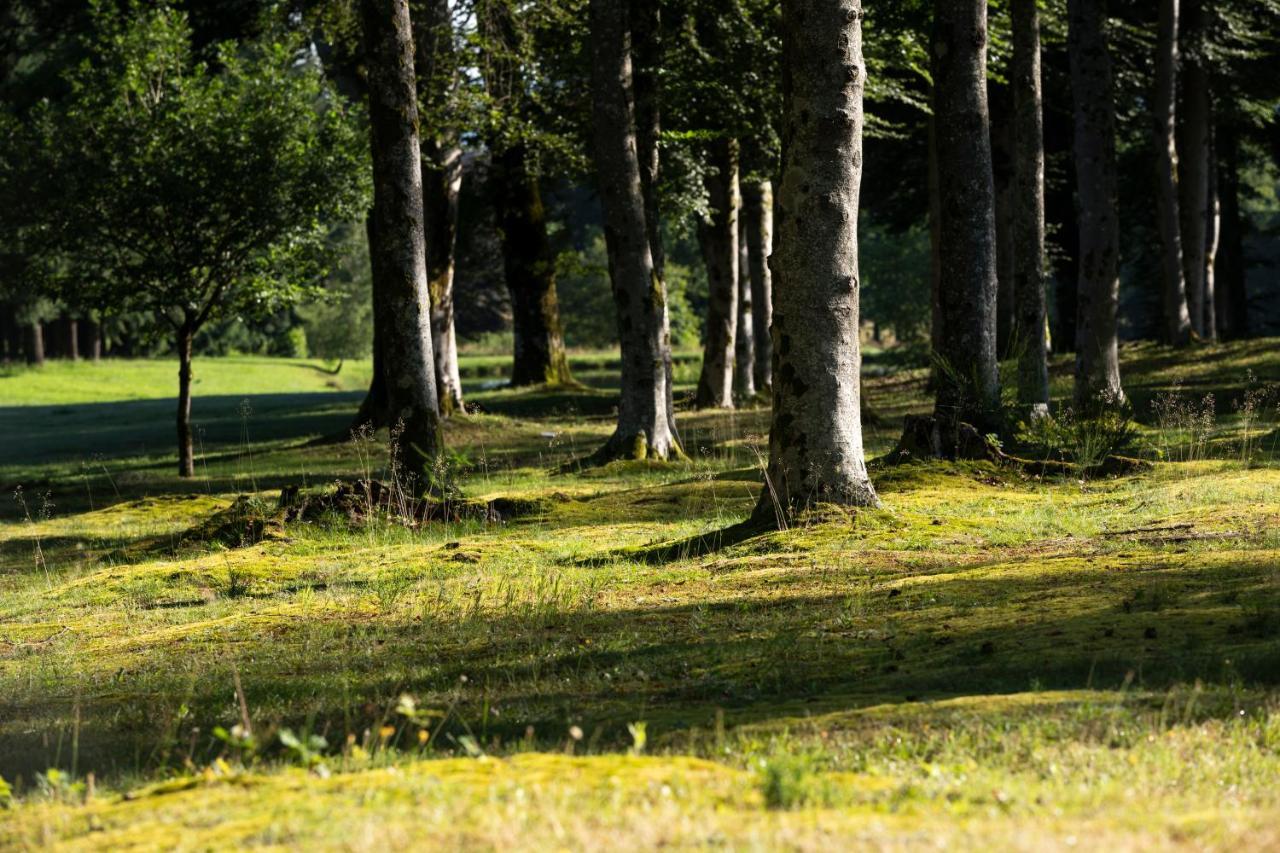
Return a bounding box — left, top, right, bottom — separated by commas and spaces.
561, 429, 690, 473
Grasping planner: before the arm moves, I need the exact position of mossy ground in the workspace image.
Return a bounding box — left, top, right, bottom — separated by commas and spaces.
2, 341, 1279, 850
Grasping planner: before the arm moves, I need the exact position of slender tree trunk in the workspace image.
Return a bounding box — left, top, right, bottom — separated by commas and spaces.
930, 0, 1000, 426
742, 179, 773, 393
734, 222, 755, 399
588, 0, 681, 461
416, 0, 467, 412
1012, 0, 1050, 410
1215, 124, 1247, 339
1153, 0, 1192, 346
176, 322, 195, 478
24, 321, 44, 366
64, 316, 79, 361
1068, 0, 1124, 408
1203, 122, 1219, 340
991, 102, 1015, 358
361, 0, 443, 486
756, 0, 878, 525
695, 137, 740, 410
1178, 0, 1211, 339
491, 145, 573, 387
79, 317, 102, 361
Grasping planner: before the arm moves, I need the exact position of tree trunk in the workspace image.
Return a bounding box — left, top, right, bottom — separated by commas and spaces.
0, 303, 18, 362
695, 137, 740, 410
353, 214, 390, 432
930, 0, 1000, 426
176, 323, 195, 478
927, 107, 943, 386
416, 0, 467, 412
1203, 122, 1219, 341
491, 145, 573, 387
79, 317, 102, 361
1011, 0, 1050, 410
64, 316, 79, 361
734, 222, 755, 399
742, 179, 773, 393
1153, 0, 1193, 346
1068, 0, 1124, 408
361, 0, 443, 486
991, 100, 1015, 358
24, 321, 44, 366
1215, 124, 1247, 339
587, 0, 681, 461
756, 0, 878, 525
1177, 0, 1211, 339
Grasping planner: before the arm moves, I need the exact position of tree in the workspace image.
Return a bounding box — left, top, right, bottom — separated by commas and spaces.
1068, 0, 1124, 408
1011, 0, 1050, 412
741, 179, 773, 393
694, 137, 741, 409
930, 0, 1000, 428
33, 6, 366, 476
361, 0, 444, 485
415, 0, 466, 411
1153, 0, 1193, 346
734, 224, 756, 399
1177, 0, 1212, 339
587, 0, 682, 461
755, 0, 878, 525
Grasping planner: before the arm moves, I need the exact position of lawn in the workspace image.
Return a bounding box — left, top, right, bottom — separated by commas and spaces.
1, 341, 1279, 850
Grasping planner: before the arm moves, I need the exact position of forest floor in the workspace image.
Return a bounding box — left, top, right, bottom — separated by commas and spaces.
1, 340, 1279, 850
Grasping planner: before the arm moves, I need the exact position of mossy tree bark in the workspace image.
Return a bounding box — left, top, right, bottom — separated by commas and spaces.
755, 0, 878, 525
1177, 0, 1212, 340
1068, 0, 1124, 408
1011, 0, 1050, 411
741, 179, 773, 393
695, 137, 740, 410
1153, 0, 1192, 347
415, 0, 466, 412
361, 0, 443, 486
930, 0, 1000, 427
735, 222, 755, 399
587, 0, 681, 461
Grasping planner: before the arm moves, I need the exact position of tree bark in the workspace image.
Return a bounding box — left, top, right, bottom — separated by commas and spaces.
930, 0, 1000, 426
352, 214, 391, 431
734, 221, 755, 399
991, 101, 1015, 358
79, 317, 102, 361
1177, 0, 1211, 339
64, 316, 79, 361
24, 321, 44, 366
588, 0, 681, 461
1012, 0, 1050, 410
742, 179, 773, 393
756, 0, 878, 525
415, 0, 467, 412
1068, 0, 1124, 408
1214, 124, 1247, 339
695, 137, 740, 410
1153, 0, 1193, 346
927, 107, 943, 385
361, 0, 443, 486
1203, 121, 1219, 341
176, 322, 195, 478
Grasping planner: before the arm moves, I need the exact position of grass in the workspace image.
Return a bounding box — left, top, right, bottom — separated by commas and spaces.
1, 340, 1279, 849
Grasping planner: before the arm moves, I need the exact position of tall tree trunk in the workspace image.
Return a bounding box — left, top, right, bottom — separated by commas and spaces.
1203, 121, 1219, 341
79, 317, 102, 361
352, 214, 390, 431
1068, 0, 1124, 408
63, 316, 79, 361
24, 321, 44, 366
742, 179, 773, 393
176, 322, 195, 478
695, 137, 740, 410
1012, 0, 1050, 410
1178, 0, 1211, 339
416, 0, 466, 412
1215, 124, 1247, 339
361, 0, 443, 486
756, 0, 878, 525
930, 0, 1000, 426
588, 0, 681, 461
734, 222, 755, 399
991, 100, 1015, 358
480, 0, 573, 389
1153, 0, 1192, 346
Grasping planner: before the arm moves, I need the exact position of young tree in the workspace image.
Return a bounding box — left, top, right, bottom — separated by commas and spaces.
1153, 0, 1193, 346
38, 7, 366, 476
361, 0, 444, 484
734, 223, 756, 399
741, 178, 773, 393
1011, 0, 1050, 412
695, 137, 741, 409
1068, 0, 1124, 407
1177, 0, 1212, 339
587, 0, 681, 461
755, 0, 878, 524
930, 0, 999, 427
